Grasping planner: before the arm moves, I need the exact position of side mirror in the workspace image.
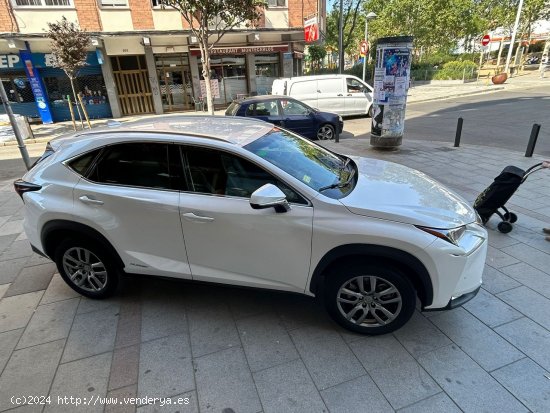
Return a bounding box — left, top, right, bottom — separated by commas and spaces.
250, 184, 291, 213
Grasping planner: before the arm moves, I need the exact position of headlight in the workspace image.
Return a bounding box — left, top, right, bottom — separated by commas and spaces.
416, 225, 466, 246
338, 115, 343, 122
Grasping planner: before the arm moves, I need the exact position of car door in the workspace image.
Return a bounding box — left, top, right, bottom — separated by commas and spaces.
316, 78, 345, 114
280, 98, 317, 138
245, 100, 283, 126
178, 145, 314, 292
73, 141, 192, 279
344, 77, 373, 115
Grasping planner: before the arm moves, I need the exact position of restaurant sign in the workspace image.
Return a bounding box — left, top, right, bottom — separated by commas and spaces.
190, 45, 288, 56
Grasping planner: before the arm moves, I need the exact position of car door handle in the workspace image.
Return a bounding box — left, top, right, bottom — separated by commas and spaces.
78, 195, 104, 205
337, 94, 343, 96
347, 94, 353, 96
182, 212, 214, 222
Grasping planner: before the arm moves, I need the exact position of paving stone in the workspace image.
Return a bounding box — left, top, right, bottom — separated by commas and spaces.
394, 311, 451, 357
140, 293, 186, 343
499, 262, 550, 299
0, 339, 64, 411
274, 293, 329, 331
62, 307, 119, 363
0, 328, 23, 373
226, 287, 275, 320
480, 265, 521, 294
397, 392, 462, 413
136, 391, 198, 413
492, 358, 550, 413
497, 286, 550, 331
195, 347, 261, 413
236, 312, 299, 372
105, 384, 137, 413
45, 352, 112, 413
0, 290, 43, 333
0, 219, 23, 237
430, 308, 524, 371
0, 234, 17, 255
4, 262, 56, 297
14, 231, 27, 242
25, 252, 53, 267
0, 283, 8, 300
40, 274, 81, 305
115, 300, 142, 349
501, 243, 550, 275
463, 288, 523, 328
108, 344, 140, 391
0, 257, 28, 285
320, 375, 393, 413
77, 296, 120, 315
418, 344, 528, 413
187, 300, 240, 358
350, 335, 440, 409
17, 298, 79, 349
253, 360, 327, 413
0, 239, 33, 261
289, 324, 365, 390
138, 334, 194, 399
485, 246, 520, 269
487, 230, 522, 249
4, 404, 43, 413
495, 318, 550, 372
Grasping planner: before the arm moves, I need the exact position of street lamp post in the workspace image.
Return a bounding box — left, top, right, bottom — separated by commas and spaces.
338, 0, 344, 73
362, 12, 377, 82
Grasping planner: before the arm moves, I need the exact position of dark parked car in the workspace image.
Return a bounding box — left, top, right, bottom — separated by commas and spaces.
225, 96, 343, 140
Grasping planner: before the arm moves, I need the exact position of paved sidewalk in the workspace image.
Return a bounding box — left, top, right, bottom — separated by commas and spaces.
0, 136, 549, 412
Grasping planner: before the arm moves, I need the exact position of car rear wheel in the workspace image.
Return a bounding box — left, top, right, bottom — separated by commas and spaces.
324, 263, 416, 335
54, 238, 119, 298
317, 124, 335, 140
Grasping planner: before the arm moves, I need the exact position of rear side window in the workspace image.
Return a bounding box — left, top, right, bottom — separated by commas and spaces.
67, 149, 102, 176
225, 102, 241, 116
254, 101, 280, 116
87, 143, 176, 190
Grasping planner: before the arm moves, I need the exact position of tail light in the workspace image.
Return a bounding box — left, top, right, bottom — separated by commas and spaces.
14, 179, 42, 200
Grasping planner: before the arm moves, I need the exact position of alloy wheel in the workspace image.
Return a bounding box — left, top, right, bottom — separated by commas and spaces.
336, 275, 402, 327
62, 247, 108, 293
317, 125, 335, 140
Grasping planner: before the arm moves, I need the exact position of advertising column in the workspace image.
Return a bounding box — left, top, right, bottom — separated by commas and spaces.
370, 36, 413, 148
19, 49, 54, 124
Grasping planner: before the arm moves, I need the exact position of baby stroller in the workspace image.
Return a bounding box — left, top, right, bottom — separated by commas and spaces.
474, 163, 545, 233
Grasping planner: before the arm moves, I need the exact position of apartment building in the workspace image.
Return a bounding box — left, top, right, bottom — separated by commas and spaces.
0, 0, 325, 122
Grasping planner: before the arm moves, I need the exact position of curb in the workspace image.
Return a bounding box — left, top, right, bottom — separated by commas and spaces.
407, 86, 505, 104
1, 137, 52, 147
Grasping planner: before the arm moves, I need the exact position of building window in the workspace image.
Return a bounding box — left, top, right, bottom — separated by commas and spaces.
13, 0, 72, 6
267, 0, 286, 7
99, 0, 127, 6
151, 0, 169, 7
255, 54, 279, 94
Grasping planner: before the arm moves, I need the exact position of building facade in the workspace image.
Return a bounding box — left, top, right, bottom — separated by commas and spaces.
0, 0, 325, 122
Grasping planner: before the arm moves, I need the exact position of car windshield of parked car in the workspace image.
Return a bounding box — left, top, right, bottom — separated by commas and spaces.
244, 129, 355, 198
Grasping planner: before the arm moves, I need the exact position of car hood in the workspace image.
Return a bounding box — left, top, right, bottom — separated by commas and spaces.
339, 157, 476, 228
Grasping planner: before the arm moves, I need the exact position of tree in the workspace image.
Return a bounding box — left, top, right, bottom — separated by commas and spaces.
46, 17, 89, 128
325, 0, 364, 58
163, 0, 265, 114
308, 45, 327, 72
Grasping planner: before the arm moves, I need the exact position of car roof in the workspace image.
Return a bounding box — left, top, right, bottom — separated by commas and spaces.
238, 95, 296, 104
53, 115, 275, 147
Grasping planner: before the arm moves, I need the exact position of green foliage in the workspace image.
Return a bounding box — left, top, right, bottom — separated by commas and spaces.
434, 60, 478, 80
46, 17, 89, 79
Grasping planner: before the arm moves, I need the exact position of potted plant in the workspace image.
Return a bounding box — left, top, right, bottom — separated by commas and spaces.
491, 71, 508, 84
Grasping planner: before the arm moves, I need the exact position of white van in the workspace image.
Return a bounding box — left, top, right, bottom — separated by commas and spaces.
271, 75, 373, 117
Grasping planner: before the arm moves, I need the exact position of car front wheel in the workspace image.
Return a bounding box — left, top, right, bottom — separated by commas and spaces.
324, 263, 416, 335
317, 124, 335, 140
54, 238, 119, 298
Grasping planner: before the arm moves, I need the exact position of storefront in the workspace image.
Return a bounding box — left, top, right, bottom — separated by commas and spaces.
0, 52, 112, 122
155, 53, 194, 112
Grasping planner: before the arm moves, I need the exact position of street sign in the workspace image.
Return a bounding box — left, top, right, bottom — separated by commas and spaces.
482, 35, 491, 47
360, 41, 368, 57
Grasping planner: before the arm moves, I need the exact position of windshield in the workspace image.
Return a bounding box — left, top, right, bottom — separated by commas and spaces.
244, 129, 355, 199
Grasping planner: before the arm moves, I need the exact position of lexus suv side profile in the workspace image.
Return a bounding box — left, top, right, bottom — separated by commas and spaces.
15, 116, 488, 335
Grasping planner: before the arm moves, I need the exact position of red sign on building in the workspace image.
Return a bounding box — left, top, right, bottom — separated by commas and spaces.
304, 17, 319, 43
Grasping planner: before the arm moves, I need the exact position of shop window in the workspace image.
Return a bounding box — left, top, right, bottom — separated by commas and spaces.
13, 0, 72, 6
198, 56, 247, 103
255, 54, 279, 95
99, 0, 127, 7
267, 0, 286, 6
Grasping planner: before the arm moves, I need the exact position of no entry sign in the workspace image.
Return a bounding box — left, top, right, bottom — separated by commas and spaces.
482, 35, 491, 47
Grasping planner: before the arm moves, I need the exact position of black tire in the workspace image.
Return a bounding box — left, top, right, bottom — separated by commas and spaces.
317, 124, 336, 140
497, 221, 513, 234
504, 212, 518, 223
367, 105, 373, 118
54, 237, 119, 299
324, 262, 416, 335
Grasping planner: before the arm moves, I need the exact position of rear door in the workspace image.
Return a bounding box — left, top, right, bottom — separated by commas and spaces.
316, 78, 345, 114
288, 80, 318, 108
280, 98, 316, 138
245, 100, 283, 126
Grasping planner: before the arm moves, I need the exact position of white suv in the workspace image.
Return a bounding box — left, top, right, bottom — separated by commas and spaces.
15, 116, 487, 335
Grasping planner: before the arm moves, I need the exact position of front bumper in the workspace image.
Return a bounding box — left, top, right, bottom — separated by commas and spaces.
424, 285, 481, 311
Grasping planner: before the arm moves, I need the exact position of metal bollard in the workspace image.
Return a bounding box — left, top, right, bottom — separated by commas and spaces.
525, 123, 541, 157
454, 117, 463, 147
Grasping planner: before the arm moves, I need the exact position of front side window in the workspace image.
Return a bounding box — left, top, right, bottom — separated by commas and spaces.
346, 78, 367, 93
245, 129, 354, 199
253, 101, 280, 117
183, 146, 306, 204
280, 99, 309, 116
87, 143, 178, 190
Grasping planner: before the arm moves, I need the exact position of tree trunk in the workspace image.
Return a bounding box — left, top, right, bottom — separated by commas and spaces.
199, 36, 215, 116
69, 77, 85, 129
